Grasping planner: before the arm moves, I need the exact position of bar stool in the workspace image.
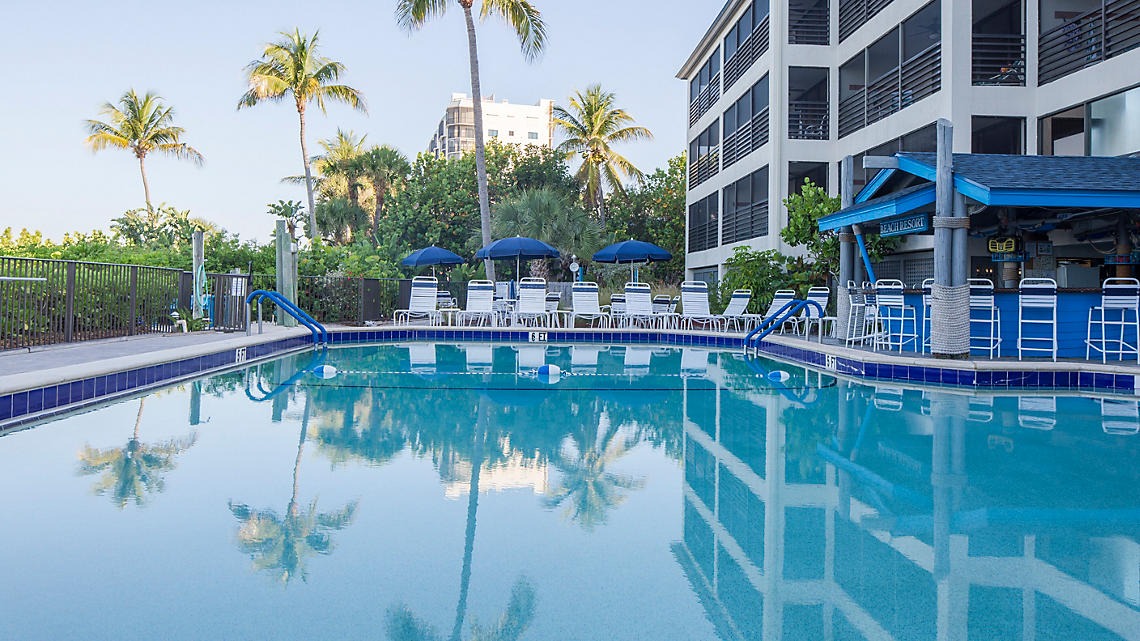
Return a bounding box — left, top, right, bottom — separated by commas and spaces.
920, 278, 934, 353
862, 282, 882, 349
1017, 278, 1058, 361
874, 279, 917, 352
968, 278, 1001, 358
1086, 277, 1140, 363
844, 280, 865, 347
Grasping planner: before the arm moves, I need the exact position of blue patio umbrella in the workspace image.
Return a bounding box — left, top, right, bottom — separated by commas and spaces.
475, 236, 560, 288
593, 240, 673, 281
401, 245, 465, 276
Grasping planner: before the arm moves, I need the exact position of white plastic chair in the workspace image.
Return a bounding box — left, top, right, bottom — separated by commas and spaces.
395, 276, 443, 325
720, 289, 760, 332
1017, 278, 1058, 361
623, 282, 659, 329
801, 287, 835, 340
845, 281, 867, 347
969, 278, 1001, 358
456, 280, 495, 327
1086, 277, 1140, 363
566, 282, 609, 328
920, 278, 934, 353
678, 281, 723, 331
761, 290, 797, 334
545, 291, 563, 327
874, 279, 917, 351
511, 277, 551, 327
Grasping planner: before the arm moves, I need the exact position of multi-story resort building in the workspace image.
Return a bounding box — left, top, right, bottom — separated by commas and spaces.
426, 93, 555, 159
678, 0, 1140, 286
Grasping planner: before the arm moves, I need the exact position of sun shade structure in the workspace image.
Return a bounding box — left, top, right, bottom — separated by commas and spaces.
401, 245, 466, 267
593, 240, 673, 280
475, 237, 560, 285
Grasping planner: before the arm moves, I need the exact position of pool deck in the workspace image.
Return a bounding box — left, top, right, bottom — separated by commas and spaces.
0, 326, 315, 395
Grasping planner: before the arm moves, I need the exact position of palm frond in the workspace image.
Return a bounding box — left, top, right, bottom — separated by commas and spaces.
482, 0, 547, 61
395, 0, 450, 32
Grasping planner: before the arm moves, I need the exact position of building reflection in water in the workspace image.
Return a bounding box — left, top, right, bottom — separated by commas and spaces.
673, 354, 1140, 641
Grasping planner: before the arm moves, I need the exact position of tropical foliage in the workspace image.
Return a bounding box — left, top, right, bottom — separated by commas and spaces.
238, 29, 366, 238
395, 0, 547, 281
554, 85, 652, 224
491, 188, 604, 280
604, 153, 687, 282
85, 89, 204, 208
781, 177, 897, 279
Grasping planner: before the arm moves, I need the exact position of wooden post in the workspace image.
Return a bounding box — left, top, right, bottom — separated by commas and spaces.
191, 230, 204, 319
932, 119, 970, 358
275, 220, 297, 327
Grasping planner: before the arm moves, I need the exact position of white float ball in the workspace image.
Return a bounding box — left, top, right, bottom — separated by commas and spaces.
313, 365, 338, 379
537, 364, 561, 384
768, 370, 790, 383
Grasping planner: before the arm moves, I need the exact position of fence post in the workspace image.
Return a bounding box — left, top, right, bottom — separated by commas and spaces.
358, 278, 365, 324
64, 262, 76, 342
128, 266, 138, 335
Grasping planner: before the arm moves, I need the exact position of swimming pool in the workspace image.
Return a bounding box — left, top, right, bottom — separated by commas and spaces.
2, 342, 1138, 640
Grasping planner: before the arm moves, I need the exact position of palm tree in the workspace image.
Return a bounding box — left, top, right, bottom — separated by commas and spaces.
543, 410, 644, 531
356, 145, 411, 243
553, 85, 653, 226
238, 29, 366, 239
492, 188, 604, 280
85, 89, 204, 208
228, 394, 358, 584
77, 398, 198, 508
316, 197, 369, 245
396, 0, 548, 281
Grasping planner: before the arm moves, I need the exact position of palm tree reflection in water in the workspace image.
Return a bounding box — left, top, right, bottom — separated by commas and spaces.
228, 393, 358, 584
77, 398, 198, 509
544, 410, 645, 531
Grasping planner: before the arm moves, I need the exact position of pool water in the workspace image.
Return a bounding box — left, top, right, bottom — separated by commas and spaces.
2, 343, 1139, 641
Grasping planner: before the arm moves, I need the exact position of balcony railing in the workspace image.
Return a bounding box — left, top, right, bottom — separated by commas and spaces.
838, 89, 866, 138
1040, 0, 1140, 84
723, 107, 770, 169
689, 73, 721, 127
973, 33, 1026, 86
839, 0, 895, 42
688, 151, 721, 190
865, 68, 900, 125
789, 5, 830, 45
725, 16, 771, 91
689, 217, 719, 253
900, 43, 941, 107
722, 201, 769, 244
788, 100, 829, 140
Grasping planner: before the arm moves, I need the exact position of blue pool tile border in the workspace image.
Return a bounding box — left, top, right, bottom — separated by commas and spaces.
0, 334, 312, 428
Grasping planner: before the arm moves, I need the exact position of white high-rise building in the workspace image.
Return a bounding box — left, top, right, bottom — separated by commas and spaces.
427, 93, 555, 159
678, 0, 1140, 286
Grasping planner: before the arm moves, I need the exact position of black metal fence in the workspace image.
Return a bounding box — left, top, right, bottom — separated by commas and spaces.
973, 33, 1026, 86
1, 255, 407, 351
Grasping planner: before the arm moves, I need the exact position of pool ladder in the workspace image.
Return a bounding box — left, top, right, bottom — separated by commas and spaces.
743, 299, 824, 355
245, 290, 328, 345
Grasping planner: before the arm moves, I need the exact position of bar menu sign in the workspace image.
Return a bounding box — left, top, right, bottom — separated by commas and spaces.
879, 213, 929, 237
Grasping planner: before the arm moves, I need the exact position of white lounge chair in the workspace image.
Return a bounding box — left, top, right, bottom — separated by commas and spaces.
623, 282, 659, 329
395, 276, 443, 325
679, 281, 723, 331
571, 345, 603, 373
800, 286, 836, 340
456, 280, 495, 327
760, 290, 797, 333
465, 344, 493, 373
604, 293, 627, 324
516, 345, 546, 371
545, 291, 563, 327
409, 343, 436, 375
566, 282, 609, 328
624, 346, 652, 374
720, 289, 761, 332
680, 348, 709, 376
511, 277, 551, 327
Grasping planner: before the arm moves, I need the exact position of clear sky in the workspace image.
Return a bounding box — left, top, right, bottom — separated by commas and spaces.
2, 0, 721, 242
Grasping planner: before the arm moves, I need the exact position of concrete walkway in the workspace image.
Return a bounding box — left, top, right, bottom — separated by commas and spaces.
0, 326, 315, 395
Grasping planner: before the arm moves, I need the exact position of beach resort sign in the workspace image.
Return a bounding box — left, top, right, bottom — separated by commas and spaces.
879, 213, 929, 237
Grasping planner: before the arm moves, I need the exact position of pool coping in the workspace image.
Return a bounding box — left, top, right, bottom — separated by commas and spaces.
3, 323, 1138, 429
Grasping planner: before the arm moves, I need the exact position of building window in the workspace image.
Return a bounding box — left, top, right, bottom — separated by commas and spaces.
836, 1, 941, 138
1040, 85, 1140, 157
789, 0, 829, 45
723, 75, 770, 168
839, 0, 897, 42
488, 129, 499, 137
508, 130, 514, 136
847, 122, 936, 193
1039, 0, 1140, 85
972, 116, 1025, 154
724, 1, 771, 90
688, 192, 720, 252
723, 166, 770, 244
528, 131, 539, 140
688, 120, 721, 190
972, 0, 1025, 86
689, 46, 722, 126
788, 67, 829, 140
690, 266, 720, 290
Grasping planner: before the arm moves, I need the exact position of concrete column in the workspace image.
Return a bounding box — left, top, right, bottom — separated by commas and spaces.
275, 220, 297, 327
837, 156, 855, 339
191, 230, 204, 320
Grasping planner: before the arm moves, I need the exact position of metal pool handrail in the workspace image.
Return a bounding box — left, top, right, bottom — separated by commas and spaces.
245, 289, 328, 344
744, 299, 825, 351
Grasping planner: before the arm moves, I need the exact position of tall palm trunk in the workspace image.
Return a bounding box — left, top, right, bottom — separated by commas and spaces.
461, 2, 496, 282
297, 104, 318, 240
133, 398, 146, 441
138, 155, 152, 209
450, 402, 487, 641
597, 189, 606, 227
289, 393, 311, 518
371, 179, 384, 246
